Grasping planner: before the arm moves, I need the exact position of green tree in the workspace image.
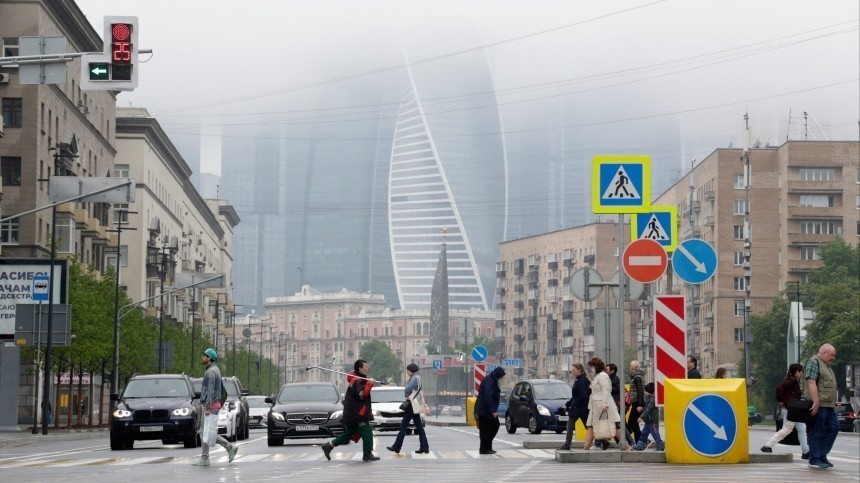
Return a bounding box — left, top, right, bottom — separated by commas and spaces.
747, 297, 791, 413
359, 340, 402, 385
802, 238, 860, 397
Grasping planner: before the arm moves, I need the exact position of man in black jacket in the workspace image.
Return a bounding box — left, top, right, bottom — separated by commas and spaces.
559, 363, 590, 450
474, 366, 506, 454
321, 359, 380, 462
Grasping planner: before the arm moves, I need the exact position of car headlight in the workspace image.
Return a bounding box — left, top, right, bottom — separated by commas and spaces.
113, 409, 132, 418
537, 404, 551, 416
270, 412, 284, 421
331, 410, 343, 420
371, 409, 379, 417
173, 407, 192, 416
218, 411, 230, 421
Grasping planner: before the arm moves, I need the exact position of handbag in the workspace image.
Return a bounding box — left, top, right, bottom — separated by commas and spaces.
399, 399, 411, 411
410, 384, 425, 414
593, 410, 614, 440
785, 398, 813, 424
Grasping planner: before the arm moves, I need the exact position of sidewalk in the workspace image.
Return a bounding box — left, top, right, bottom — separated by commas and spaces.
0, 426, 109, 448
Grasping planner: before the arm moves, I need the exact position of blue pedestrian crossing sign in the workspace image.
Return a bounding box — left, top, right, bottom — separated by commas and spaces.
592, 155, 651, 214
432, 360, 444, 370
631, 206, 678, 252
672, 238, 718, 284
683, 394, 737, 457
471, 345, 488, 362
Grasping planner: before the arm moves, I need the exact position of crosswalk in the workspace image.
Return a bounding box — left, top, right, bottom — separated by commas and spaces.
0, 449, 557, 468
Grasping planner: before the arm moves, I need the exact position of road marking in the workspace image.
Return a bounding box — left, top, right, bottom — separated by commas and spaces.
412, 451, 437, 459
113, 456, 165, 465
437, 451, 465, 459
496, 450, 528, 458
51, 458, 107, 467
518, 449, 554, 457
233, 453, 271, 463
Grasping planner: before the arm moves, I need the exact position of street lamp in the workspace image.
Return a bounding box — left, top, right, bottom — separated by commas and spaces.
209, 292, 228, 351
149, 237, 177, 374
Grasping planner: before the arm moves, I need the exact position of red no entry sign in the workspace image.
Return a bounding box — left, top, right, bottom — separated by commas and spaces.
623, 238, 667, 283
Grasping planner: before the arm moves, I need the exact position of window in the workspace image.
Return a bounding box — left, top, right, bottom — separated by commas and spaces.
114, 164, 130, 178
799, 168, 835, 181
733, 225, 744, 240
799, 220, 840, 235
2, 37, 18, 57
733, 277, 746, 291
734, 328, 744, 342
107, 245, 129, 269
734, 300, 745, 317
1, 220, 19, 244
800, 246, 820, 260
113, 203, 129, 223
733, 200, 747, 214
2, 98, 23, 128
799, 195, 834, 207
733, 252, 744, 266
56, 215, 75, 254
1, 156, 22, 186
733, 174, 745, 189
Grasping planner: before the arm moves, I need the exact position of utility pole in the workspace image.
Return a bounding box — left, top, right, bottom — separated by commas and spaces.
742, 113, 753, 396
108, 208, 135, 410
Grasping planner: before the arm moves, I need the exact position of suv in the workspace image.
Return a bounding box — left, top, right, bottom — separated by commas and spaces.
835, 402, 857, 432
110, 374, 202, 450
266, 382, 344, 446
191, 376, 250, 442
505, 379, 570, 434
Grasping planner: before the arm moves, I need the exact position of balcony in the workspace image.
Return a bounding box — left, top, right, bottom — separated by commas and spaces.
496, 269, 506, 278
789, 259, 822, 271
583, 254, 595, 266
514, 335, 525, 344
495, 302, 506, 310
514, 259, 525, 276
496, 286, 507, 296
704, 215, 714, 226
703, 291, 713, 302
788, 205, 842, 219
704, 191, 715, 202
527, 315, 538, 324
788, 233, 837, 245
528, 332, 538, 341
787, 179, 842, 193
562, 346, 573, 354
513, 317, 524, 327
514, 284, 524, 293
704, 342, 714, 352
514, 300, 524, 310
562, 311, 573, 320
527, 254, 539, 268
583, 308, 594, 320
548, 294, 558, 303
703, 316, 714, 327
548, 347, 558, 355
562, 328, 573, 337
514, 351, 524, 359
495, 319, 506, 328
528, 281, 538, 290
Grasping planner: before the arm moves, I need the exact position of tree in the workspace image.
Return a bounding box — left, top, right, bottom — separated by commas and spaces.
359, 340, 402, 385
747, 297, 791, 413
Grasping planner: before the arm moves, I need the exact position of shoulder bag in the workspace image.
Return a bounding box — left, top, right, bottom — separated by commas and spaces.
593, 410, 614, 440
410, 384, 426, 414
785, 397, 813, 424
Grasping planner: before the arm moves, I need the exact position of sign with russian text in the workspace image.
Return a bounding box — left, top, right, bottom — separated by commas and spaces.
0, 259, 69, 337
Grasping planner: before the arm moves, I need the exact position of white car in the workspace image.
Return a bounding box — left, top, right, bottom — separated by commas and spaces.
246, 396, 270, 428
218, 405, 240, 441
370, 386, 425, 433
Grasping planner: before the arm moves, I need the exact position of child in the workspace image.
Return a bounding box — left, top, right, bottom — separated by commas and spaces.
633, 382, 664, 451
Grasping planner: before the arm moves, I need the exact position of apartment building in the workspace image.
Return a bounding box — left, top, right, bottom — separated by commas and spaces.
652, 140, 859, 377
495, 221, 643, 380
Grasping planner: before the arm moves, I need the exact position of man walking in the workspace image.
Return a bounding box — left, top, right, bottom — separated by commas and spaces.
687, 356, 702, 379
192, 348, 238, 467
321, 359, 380, 462
474, 366, 506, 454
805, 343, 839, 469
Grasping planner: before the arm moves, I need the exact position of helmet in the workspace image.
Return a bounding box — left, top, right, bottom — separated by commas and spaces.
203, 348, 218, 361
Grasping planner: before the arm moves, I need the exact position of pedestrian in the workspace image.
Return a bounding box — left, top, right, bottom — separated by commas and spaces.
321, 359, 380, 462
805, 343, 839, 469
582, 357, 625, 451
558, 363, 590, 450
761, 363, 808, 458
387, 363, 429, 454
714, 367, 727, 379
626, 360, 645, 444
603, 363, 634, 448
474, 366, 506, 454
687, 356, 702, 379
633, 383, 664, 451
192, 348, 237, 467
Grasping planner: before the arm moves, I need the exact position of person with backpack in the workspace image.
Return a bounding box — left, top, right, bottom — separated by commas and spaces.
761, 363, 808, 458
387, 363, 429, 454
192, 348, 238, 467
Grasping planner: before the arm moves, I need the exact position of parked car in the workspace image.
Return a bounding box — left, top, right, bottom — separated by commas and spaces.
109, 374, 202, 450
369, 386, 425, 433
504, 379, 569, 434
191, 376, 250, 442
266, 382, 345, 446
835, 402, 857, 432
496, 400, 508, 417
246, 395, 270, 428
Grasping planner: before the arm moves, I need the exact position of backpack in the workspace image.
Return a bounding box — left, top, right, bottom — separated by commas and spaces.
220, 380, 229, 405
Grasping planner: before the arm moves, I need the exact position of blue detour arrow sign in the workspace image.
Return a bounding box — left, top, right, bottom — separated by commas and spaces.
471, 345, 488, 362
672, 238, 717, 284
683, 394, 737, 457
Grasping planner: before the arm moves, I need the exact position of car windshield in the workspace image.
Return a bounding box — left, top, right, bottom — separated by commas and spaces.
246, 397, 270, 409
277, 384, 339, 404
123, 378, 189, 398
222, 379, 240, 397
191, 380, 202, 393
372, 389, 406, 403
533, 383, 571, 400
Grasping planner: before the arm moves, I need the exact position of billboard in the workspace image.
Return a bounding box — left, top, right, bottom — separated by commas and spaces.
0, 259, 69, 338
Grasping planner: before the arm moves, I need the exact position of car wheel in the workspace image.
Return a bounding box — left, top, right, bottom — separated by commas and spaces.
122, 438, 134, 450
505, 413, 517, 434
528, 414, 542, 434
183, 434, 197, 449
110, 437, 125, 451
267, 435, 283, 447
244, 418, 250, 439
555, 428, 564, 434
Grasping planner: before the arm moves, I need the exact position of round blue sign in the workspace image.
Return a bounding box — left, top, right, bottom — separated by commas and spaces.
672, 238, 718, 285
683, 394, 737, 457
471, 345, 488, 362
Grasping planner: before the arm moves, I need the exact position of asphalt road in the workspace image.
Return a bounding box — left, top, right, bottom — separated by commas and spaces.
0, 424, 857, 482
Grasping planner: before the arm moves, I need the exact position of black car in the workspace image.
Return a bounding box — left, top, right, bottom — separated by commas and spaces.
266, 382, 345, 446
504, 379, 570, 434
191, 376, 251, 442
835, 402, 857, 432
110, 374, 202, 450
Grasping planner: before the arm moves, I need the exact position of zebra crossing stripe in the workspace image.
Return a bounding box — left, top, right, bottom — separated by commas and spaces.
230, 453, 270, 463
519, 449, 553, 457
114, 456, 166, 465
496, 450, 528, 458
466, 451, 495, 458
437, 451, 465, 459
412, 451, 437, 459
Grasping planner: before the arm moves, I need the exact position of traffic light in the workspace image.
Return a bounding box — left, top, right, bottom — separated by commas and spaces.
80, 16, 138, 91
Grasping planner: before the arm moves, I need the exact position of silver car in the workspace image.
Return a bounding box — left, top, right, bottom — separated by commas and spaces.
246, 396, 270, 428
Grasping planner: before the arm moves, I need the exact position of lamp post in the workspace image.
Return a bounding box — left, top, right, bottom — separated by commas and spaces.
786, 281, 802, 362
209, 292, 228, 352
152, 238, 177, 374
108, 208, 135, 413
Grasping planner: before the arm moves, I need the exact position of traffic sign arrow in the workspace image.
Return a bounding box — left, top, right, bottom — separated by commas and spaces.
91, 66, 107, 75
676, 244, 706, 273
688, 402, 728, 440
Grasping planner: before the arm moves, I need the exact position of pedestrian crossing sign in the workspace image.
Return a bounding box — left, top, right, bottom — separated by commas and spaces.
631, 206, 678, 252
592, 155, 651, 213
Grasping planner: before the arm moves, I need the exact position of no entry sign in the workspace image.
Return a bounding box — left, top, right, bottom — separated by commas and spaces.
623, 238, 667, 284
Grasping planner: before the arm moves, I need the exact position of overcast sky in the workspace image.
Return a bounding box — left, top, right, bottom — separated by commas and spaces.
76, 0, 859, 176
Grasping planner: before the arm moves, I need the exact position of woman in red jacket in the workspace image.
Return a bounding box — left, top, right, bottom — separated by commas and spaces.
761, 363, 808, 458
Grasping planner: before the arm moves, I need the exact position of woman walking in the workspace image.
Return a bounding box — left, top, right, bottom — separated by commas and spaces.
582, 357, 625, 451
387, 363, 429, 454
761, 363, 809, 458
627, 360, 645, 443
559, 363, 591, 450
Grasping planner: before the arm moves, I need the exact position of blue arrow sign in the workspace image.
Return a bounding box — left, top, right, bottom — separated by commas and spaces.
32, 274, 50, 302
683, 394, 737, 457
672, 238, 718, 284
432, 360, 443, 370
471, 345, 488, 362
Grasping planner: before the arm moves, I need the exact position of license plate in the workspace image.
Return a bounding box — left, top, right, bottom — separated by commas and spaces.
558, 416, 569, 421
296, 425, 319, 431
139, 426, 163, 432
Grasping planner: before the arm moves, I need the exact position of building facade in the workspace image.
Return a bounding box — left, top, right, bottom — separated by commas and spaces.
652, 140, 859, 377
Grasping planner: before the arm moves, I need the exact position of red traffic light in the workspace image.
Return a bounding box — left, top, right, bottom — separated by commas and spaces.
112, 23, 131, 42
111, 23, 132, 65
